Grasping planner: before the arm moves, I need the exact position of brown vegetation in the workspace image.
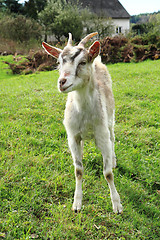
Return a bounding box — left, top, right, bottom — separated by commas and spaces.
100, 35, 160, 63
4, 50, 57, 74
2, 35, 160, 75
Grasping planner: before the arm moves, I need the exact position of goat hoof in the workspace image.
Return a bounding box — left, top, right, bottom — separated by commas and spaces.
72, 199, 82, 213
72, 205, 81, 213
117, 210, 123, 215
72, 208, 81, 213
113, 203, 123, 214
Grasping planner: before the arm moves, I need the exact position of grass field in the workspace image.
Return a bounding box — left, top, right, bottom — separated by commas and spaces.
0, 56, 160, 239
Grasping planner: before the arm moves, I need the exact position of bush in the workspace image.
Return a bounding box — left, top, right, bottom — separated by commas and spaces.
0, 37, 41, 55
100, 36, 129, 63
0, 14, 42, 42
131, 36, 148, 45
100, 35, 160, 63
143, 32, 159, 45
5, 50, 57, 74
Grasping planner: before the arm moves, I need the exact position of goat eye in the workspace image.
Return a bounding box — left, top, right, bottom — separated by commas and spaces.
79, 61, 86, 66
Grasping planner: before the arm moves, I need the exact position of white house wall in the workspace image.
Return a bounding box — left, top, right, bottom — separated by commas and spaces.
112, 19, 130, 35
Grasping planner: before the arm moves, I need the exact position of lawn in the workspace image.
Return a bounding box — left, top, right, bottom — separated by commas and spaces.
0, 56, 160, 239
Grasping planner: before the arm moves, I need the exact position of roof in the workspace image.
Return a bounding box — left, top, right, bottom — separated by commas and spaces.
77, 0, 130, 19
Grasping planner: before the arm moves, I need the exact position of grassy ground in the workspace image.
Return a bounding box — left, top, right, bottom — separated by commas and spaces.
0, 56, 160, 239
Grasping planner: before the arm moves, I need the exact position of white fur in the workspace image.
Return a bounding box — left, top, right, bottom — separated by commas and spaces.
62, 56, 122, 213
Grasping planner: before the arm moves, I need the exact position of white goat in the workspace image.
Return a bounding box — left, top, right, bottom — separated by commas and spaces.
42, 32, 123, 214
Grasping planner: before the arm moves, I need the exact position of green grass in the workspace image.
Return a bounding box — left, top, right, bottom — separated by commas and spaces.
0, 56, 160, 239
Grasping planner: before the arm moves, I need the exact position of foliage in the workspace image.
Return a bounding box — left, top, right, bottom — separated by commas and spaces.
101, 35, 160, 63
130, 11, 160, 24
0, 0, 47, 18
131, 12, 160, 37
53, 6, 83, 42
0, 0, 23, 14
4, 50, 57, 74
23, 0, 37, 19
0, 14, 42, 42
132, 22, 151, 35
39, 0, 84, 41
38, 0, 59, 41
0, 37, 41, 55
82, 10, 114, 38
149, 12, 160, 35
24, 0, 47, 19
0, 57, 160, 239
130, 13, 150, 24
39, 0, 114, 42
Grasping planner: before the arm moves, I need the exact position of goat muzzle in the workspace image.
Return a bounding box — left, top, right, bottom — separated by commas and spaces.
59, 78, 73, 92
59, 78, 67, 88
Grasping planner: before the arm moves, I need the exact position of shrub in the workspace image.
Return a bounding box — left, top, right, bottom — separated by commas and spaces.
100, 35, 160, 63
0, 14, 42, 42
5, 50, 57, 74
143, 32, 159, 45
131, 36, 148, 45
100, 36, 128, 63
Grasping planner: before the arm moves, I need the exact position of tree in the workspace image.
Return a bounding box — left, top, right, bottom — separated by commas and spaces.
39, 0, 83, 41
149, 12, 160, 35
81, 10, 114, 38
35, 0, 47, 13
0, 0, 5, 11
52, 5, 83, 41
24, 0, 37, 19
24, 0, 47, 19
0, 0, 23, 13
38, 0, 61, 41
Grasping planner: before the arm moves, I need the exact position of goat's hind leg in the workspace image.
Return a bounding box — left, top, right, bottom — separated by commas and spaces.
68, 135, 83, 212
109, 114, 116, 168
109, 124, 117, 168
95, 126, 123, 214
105, 171, 123, 214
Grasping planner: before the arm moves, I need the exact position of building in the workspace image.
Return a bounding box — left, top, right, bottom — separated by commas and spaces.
78, 0, 131, 35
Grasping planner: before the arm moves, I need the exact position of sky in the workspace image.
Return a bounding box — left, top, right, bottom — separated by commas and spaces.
19, 0, 160, 16
119, 0, 160, 15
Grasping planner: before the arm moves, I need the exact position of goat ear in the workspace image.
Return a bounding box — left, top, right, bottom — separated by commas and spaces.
42, 42, 62, 59
88, 41, 100, 61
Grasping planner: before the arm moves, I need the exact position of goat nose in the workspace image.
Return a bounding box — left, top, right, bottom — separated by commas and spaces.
59, 78, 67, 87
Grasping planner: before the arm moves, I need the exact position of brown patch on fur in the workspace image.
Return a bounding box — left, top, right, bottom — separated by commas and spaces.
76, 169, 83, 179
105, 173, 114, 182
75, 134, 82, 144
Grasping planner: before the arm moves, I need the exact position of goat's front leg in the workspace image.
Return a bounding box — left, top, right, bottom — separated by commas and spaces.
95, 126, 123, 214
68, 135, 83, 212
